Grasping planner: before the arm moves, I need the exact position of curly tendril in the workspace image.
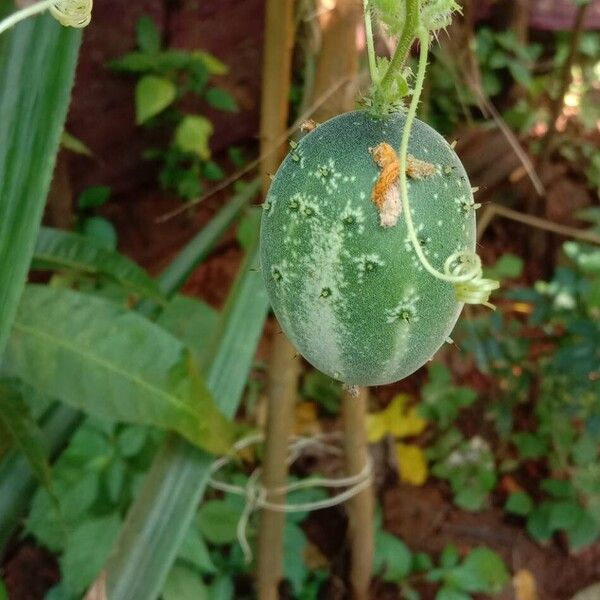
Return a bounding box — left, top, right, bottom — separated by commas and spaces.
49, 0, 93, 28
0, 0, 92, 37
397, 27, 500, 309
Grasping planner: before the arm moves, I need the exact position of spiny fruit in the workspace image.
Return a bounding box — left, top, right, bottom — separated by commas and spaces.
260, 110, 476, 386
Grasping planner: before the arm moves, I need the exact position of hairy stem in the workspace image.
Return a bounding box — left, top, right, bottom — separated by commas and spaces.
0, 0, 54, 35
363, 0, 378, 83
379, 0, 420, 93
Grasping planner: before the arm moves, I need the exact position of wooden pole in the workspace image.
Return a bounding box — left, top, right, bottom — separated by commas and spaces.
256, 0, 298, 598
341, 386, 373, 600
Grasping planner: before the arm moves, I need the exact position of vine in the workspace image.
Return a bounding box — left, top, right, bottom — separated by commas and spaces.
365, 0, 499, 308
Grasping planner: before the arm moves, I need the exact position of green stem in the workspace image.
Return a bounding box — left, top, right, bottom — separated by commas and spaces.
379, 0, 420, 93
363, 0, 377, 83
0, 0, 54, 36
399, 29, 469, 284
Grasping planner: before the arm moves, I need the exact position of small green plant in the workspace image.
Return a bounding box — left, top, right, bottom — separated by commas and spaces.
110, 15, 239, 201
76, 185, 117, 249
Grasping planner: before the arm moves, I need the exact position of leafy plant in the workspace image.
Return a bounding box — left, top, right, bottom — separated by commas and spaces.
110, 15, 239, 201
75, 185, 117, 249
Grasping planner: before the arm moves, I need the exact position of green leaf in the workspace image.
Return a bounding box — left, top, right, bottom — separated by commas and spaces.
136, 15, 161, 53
567, 508, 600, 552
484, 254, 524, 280
513, 432, 547, 459
136, 75, 176, 124
0, 579, 7, 600
203, 161, 225, 182
177, 524, 216, 573
436, 587, 471, 600
103, 236, 269, 599
117, 426, 148, 457
192, 51, 228, 75
196, 500, 240, 545
80, 216, 118, 250
548, 500, 580, 531
60, 514, 122, 595
505, 491, 534, 516
78, 185, 111, 210
373, 531, 413, 582
33, 227, 164, 301
3, 285, 234, 454
540, 478, 576, 499
0, 14, 81, 358
205, 87, 238, 112
208, 576, 234, 600
157, 295, 218, 366
439, 544, 460, 568
449, 547, 509, 594
162, 563, 208, 600
61, 131, 93, 156
174, 115, 214, 160
0, 382, 52, 491
527, 502, 554, 542
236, 208, 263, 251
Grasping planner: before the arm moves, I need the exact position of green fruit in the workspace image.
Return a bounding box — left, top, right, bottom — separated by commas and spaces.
260, 110, 476, 386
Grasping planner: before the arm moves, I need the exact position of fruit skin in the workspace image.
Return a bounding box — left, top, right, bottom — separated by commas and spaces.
260, 110, 476, 386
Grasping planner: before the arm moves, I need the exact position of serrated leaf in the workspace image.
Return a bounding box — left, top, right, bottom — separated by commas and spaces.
205, 87, 238, 112
136, 75, 176, 124
0, 14, 81, 358
33, 227, 164, 301
174, 115, 214, 160
0, 382, 52, 491
3, 285, 234, 454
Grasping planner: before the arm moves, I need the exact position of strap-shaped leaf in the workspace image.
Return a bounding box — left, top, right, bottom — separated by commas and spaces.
0, 382, 52, 491
0, 13, 81, 357
33, 227, 164, 301
2, 285, 234, 454
104, 233, 269, 600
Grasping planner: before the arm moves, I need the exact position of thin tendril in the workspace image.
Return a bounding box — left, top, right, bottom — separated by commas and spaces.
0, 0, 54, 35
363, 0, 378, 84
398, 28, 499, 307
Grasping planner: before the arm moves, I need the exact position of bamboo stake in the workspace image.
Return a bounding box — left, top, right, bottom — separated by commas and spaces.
342, 386, 373, 600
256, 0, 297, 598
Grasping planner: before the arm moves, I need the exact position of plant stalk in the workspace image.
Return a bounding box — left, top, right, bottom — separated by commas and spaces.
363, 0, 377, 83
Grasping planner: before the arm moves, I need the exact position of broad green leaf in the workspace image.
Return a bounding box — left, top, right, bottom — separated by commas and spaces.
177, 525, 216, 573
104, 235, 269, 599
136, 75, 176, 124
33, 227, 163, 301
0, 382, 51, 490
205, 87, 238, 112
449, 547, 509, 595
162, 564, 208, 600
436, 588, 471, 600
197, 500, 240, 545
0, 14, 81, 358
440, 544, 460, 568
157, 295, 218, 365
283, 522, 309, 595
3, 285, 234, 454
484, 254, 524, 280
504, 491, 534, 516
136, 15, 161, 54
174, 115, 214, 160
373, 530, 413, 582
33, 227, 146, 295
61, 514, 122, 595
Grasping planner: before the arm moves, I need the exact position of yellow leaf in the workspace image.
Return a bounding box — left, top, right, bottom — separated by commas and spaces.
294, 402, 320, 435
395, 442, 428, 486
513, 569, 538, 600
367, 394, 427, 443
366, 411, 389, 443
